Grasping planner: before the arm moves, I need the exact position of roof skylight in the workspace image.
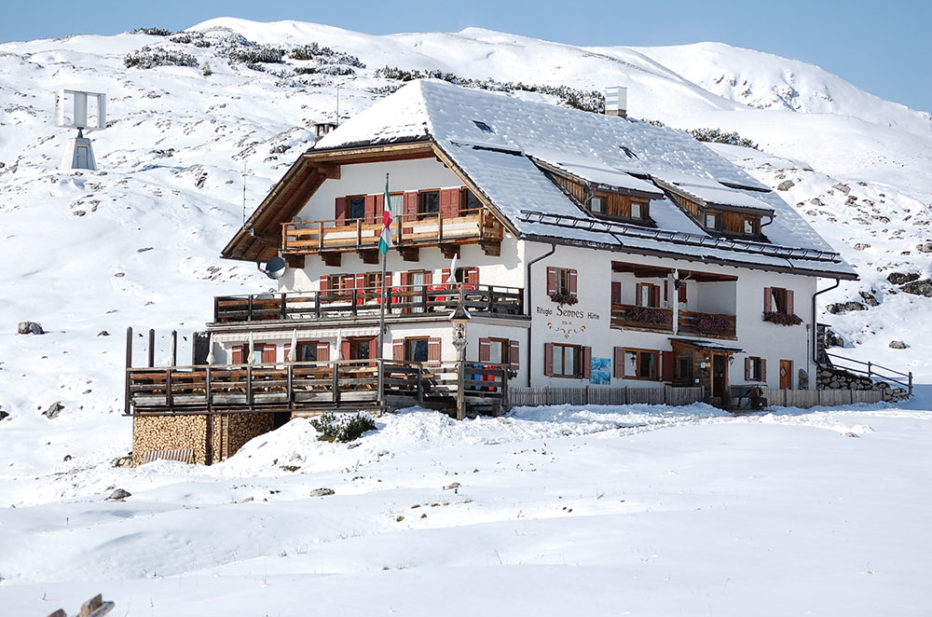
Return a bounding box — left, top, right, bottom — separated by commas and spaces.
473, 120, 493, 133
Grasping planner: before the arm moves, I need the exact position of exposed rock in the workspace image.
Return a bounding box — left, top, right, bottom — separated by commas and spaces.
889, 340, 907, 349
917, 242, 932, 254
17, 321, 44, 335
42, 401, 64, 419
809, 198, 823, 206
0, 410, 9, 421
826, 302, 867, 314
887, 272, 920, 285
859, 291, 879, 307
443, 481, 461, 490
852, 243, 870, 251
107, 488, 132, 501
310, 488, 335, 497
823, 329, 845, 348
776, 180, 795, 191
900, 279, 932, 297
833, 182, 851, 194
97, 330, 110, 336
112, 455, 133, 468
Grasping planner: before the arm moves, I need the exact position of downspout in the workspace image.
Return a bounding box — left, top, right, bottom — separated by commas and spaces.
526, 243, 557, 387
812, 278, 841, 367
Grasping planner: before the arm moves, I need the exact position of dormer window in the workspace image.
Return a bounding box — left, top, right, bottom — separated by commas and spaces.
473, 120, 493, 133
589, 191, 651, 224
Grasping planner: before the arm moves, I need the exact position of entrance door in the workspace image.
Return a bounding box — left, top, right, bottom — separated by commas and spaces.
711, 353, 728, 400
780, 360, 793, 389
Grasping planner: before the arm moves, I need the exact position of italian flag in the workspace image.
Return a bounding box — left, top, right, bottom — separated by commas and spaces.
378, 175, 393, 254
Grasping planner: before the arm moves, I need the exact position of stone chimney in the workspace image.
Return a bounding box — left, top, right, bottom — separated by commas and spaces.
313, 121, 338, 139
604, 86, 627, 118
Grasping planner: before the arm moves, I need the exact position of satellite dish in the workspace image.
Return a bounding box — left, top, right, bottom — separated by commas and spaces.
260, 256, 287, 280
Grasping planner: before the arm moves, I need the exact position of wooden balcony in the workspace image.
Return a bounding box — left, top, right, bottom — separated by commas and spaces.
126, 359, 508, 415
611, 304, 736, 339
213, 283, 524, 324
282, 208, 504, 264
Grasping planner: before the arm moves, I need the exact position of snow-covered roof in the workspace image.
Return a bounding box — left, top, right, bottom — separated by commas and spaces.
314, 80, 856, 279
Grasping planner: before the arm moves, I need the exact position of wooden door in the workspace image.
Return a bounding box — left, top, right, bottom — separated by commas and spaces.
779, 360, 793, 389
712, 353, 728, 399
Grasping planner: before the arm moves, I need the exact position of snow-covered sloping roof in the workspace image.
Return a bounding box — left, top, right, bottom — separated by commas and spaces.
315, 80, 855, 278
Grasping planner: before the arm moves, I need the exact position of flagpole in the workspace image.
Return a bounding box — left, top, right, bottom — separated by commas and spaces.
377, 172, 389, 360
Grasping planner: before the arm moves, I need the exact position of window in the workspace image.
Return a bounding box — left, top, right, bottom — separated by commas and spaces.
547, 267, 576, 298
347, 195, 366, 221
388, 192, 404, 218
745, 356, 766, 382
705, 212, 720, 230
591, 192, 650, 221
295, 341, 318, 362
461, 189, 482, 212
590, 196, 603, 213
630, 200, 642, 219
552, 344, 580, 378
418, 190, 440, 217
765, 287, 792, 313
636, 283, 660, 308
326, 273, 356, 300
676, 356, 693, 384
623, 348, 659, 380
405, 338, 430, 362
743, 217, 759, 235
348, 338, 372, 360
393, 337, 441, 363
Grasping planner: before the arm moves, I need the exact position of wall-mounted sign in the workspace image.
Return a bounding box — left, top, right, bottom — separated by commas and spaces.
591, 357, 611, 384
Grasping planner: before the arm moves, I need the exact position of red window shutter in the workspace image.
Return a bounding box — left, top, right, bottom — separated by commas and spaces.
441, 268, 451, 283
467, 267, 479, 286
761, 359, 767, 382
335, 197, 347, 224
787, 290, 794, 315
364, 194, 377, 223
745, 357, 751, 381
611, 281, 622, 305
544, 343, 554, 376
650, 285, 659, 307
569, 269, 578, 295
427, 338, 441, 363
509, 340, 520, 370
317, 342, 330, 362
764, 287, 772, 313
635, 283, 644, 306
283, 343, 291, 362
582, 346, 592, 378
403, 191, 418, 219
340, 339, 351, 361
450, 187, 461, 214
384, 271, 392, 291
399, 271, 409, 286
439, 188, 458, 218
478, 338, 491, 362
613, 347, 624, 378
376, 192, 384, 212
262, 344, 276, 364
231, 345, 244, 364
319, 275, 329, 292
423, 271, 433, 285
393, 339, 404, 361
662, 351, 673, 382
546, 267, 557, 296
678, 283, 687, 303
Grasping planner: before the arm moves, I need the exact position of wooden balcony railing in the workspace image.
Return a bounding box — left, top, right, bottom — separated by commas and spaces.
126, 359, 508, 414
213, 283, 524, 323
611, 304, 736, 338
282, 208, 504, 255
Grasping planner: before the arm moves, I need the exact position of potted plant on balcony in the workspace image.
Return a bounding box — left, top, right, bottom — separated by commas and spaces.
549, 291, 578, 306
625, 306, 671, 326
762, 311, 803, 326
696, 314, 734, 334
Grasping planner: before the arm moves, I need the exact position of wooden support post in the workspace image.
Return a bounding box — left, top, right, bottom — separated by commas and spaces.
281, 293, 288, 320
246, 365, 253, 406
124, 327, 133, 416
315, 289, 322, 318
170, 330, 177, 367
287, 364, 294, 410
417, 364, 424, 405
205, 367, 213, 465
247, 295, 254, 322
213, 296, 219, 322
332, 363, 340, 403
147, 329, 155, 368
318, 221, 324, 251
356, 218, 362, 249
166, 368, 173, 408
438, 212, 444, 244
377, 359, 385, 408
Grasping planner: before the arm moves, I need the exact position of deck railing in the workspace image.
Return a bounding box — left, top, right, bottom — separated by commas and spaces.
213, 283, 524, 323
824, 352, 913, 395
282, 208, 503, 254
610, 304, 736, 338
126, 359, 508, 415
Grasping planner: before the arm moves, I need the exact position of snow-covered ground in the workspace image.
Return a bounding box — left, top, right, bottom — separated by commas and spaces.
1, 18, 931, 616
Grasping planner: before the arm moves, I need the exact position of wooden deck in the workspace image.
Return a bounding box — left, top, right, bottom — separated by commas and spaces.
282, 208, 504, 258
610, 303, 736, 339
213, 283, 524, 323
126, 359, 508, 416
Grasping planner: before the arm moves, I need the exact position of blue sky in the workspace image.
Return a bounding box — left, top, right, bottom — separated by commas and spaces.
4, 0, 930, 113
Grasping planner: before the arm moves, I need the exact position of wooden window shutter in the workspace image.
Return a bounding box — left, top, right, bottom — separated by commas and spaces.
635, 283, 644, 306
399, 271, 410, 286
478, 338, 491, 362
544, 343, 554, 376
383, 271, 393, 288
613, 347, 624, 378
764, 287, 772, 313
319, 275, 329, 292
355, 273, 366, 290
509, 340, 520, 370
650, 285, 659, 307
393, 339, 404, 361
664, 280, 669, 302
403, 191, 418, 219
678, 283, 687, 303
761, 359, 767, 382
317, 342, 330, 362
745, 357, 751, 381
376, 192, 384, 212
441, 268, 451, 284
467, 267, 479, 286
423, 271, 433, 285
439, 188, 458, 218
340, 339, 351, 361
427, 338, 441, 363
787, 290, 794, 315
569, 269, 578, 295
546, 267, 557, 296
262, 344, 276, 364
662, 351, 673, 382
335, 197, 347, 224
611, 281, 622, 305
364, 194, 377, 223
582, 346, 592, 378
231, 345, 244, 364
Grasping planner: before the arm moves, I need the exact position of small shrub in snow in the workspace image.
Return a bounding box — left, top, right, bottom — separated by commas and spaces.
310, 412, 376, 443
229, 45, 285, 64
688, 127, 758, 149
124, 47, 198, 70
134, 27, 173, 37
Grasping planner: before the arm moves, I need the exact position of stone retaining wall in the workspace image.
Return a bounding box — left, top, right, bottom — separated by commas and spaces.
817, 367, 910, 402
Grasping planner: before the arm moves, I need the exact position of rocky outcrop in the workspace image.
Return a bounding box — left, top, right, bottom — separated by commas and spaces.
17, 321, 44, 335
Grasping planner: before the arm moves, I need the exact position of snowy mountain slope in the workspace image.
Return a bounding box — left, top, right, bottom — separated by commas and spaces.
1, 18, 931, 617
